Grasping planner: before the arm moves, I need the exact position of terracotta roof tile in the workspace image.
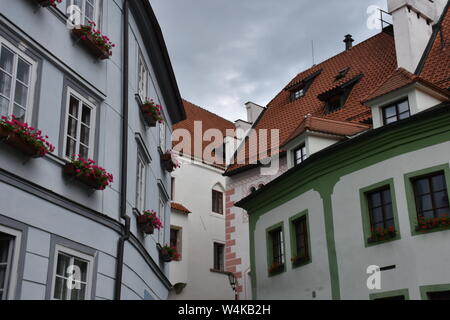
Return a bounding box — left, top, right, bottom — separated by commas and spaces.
284, 116, 371, 146
171, 202, 191, 214
419, 4, 450, 89
173, 100, 235, 167
225, 29, 397, 175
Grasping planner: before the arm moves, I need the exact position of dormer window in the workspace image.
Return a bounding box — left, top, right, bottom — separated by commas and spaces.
335, 67, 350, 81
293, 144, 307, 166
382, 99, 410, 125
286, 70, 322, 102
319, 74, 363, 115
292, 87, 306, 101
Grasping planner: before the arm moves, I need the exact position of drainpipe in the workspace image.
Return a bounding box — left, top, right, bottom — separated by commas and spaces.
114, 0, 131, 300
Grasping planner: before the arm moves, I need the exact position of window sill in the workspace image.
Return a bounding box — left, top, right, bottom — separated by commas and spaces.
291, 257, 311, 269
210, 212, 225, 219
414, 224, 450, 235
268, 264, 286, 277
366, 234, 400, 247
210, 269, 228, 275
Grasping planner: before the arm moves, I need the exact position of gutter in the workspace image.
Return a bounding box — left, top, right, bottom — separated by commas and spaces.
114, 0, 131, 300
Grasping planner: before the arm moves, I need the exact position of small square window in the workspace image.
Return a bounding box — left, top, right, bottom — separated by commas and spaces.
382, 100, 411, 125
293, 144, 307, 166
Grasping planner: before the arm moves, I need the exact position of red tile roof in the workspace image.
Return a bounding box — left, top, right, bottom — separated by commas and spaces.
225, 29, 397, 175
284, 116, 371, 146
173, 100, 235, 168
418, 3, 450, 89
171, 202, 191, 214
363, 68, 450, 103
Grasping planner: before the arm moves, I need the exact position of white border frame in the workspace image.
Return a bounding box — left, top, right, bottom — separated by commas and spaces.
62, 86, 97, 161
0, 225, 22, 300
50, 244, 94, 301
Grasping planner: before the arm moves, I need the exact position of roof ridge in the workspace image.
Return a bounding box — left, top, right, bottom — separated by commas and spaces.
182, 99, 235, 126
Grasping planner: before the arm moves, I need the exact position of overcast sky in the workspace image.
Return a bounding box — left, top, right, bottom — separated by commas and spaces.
150, 0, 388, 122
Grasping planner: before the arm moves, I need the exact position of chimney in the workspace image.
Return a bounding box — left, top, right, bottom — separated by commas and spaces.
245, 101, 265, 124
388, 0, 447, 72
344, 34, 354, 51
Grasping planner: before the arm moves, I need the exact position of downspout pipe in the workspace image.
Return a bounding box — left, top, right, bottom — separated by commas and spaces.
114, 0, 131, 300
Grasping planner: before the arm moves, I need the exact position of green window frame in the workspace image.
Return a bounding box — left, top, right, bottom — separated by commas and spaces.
265, 222, 286, 277
369, 288, 409, 300
404, 164, 450, 236
359, 178, 401, 247
420, 283, 450, 300
289, 211, 312, 268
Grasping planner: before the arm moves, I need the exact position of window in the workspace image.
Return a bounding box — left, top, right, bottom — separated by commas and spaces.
291, 87, 305, 101
171, 177, 175, 200
0, 37, 36, 123
212, 190, 224, 215
213, 243, 224, 271
293, 144, 307, 165
51, 246, 93, 300
159, 120, 166, 151
374, 295, 406, 300
67, 0, 100, 26
269, 228, 284, 265
63, 88, 96, 160
138, 51, 149, 100
412, 172, 450, 220
170, 227, 182, 260
0, 233, 14, 300
293, 216, 309, 262
325, 95, 344, 114
427, 291, 450, 300
366, 187, 395, 230
382, 100, 410, 125
135, 151, 147, 212
158, 196, 165, 243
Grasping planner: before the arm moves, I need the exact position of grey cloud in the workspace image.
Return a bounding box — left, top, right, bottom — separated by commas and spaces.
150, 0, 388, 121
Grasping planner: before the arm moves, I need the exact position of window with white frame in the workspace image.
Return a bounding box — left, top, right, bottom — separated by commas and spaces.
0, 37, 36, 123
0, 233, 14, 300
159, 120, 166, 151
63, 88, 96, 160
138, 50, 149, 101
158, 196, 165, 243
67, 0, 100, 26
135, 151, 147, 213
51, 246, 94, 300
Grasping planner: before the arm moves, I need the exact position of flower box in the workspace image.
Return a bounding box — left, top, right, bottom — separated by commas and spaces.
72, 22, 114, 60
158, 244, 180, 263
0, 116, 55, 158
34, 0, 62, 7
368, 227, 396, 243
137, 210, 162, 235
291, 256, 309, 266
416, 216, 450, 232
161, 151, 180, 173
63, 156, 113, 191
138, 98, 163, 128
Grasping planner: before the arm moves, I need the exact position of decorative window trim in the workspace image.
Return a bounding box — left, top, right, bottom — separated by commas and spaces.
0, 224, 24, 300
134, 133, 152, 164
62, 86, 97, 161
66, 0, 101, 27
159, 120, 166, 152
289, 210, 312, 269
359, 178, 401, 247
293, 143, 307, 166
135, 150, 147, 213
137, 49, 149, 101
369, 288, 410, 300
404, 163, 450, 236
0, 34, 37, 124
49, 245, 95, 300
420, 283, 450, 300
265, 222, 286, 277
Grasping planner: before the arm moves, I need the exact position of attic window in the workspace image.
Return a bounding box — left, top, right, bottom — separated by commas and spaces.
325, 95, 344, 114
319, 74, 363, 115
335, 68, 350, 81
286, 70, 322, 102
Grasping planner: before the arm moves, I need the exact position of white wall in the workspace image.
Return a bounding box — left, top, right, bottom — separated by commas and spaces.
169, 156, 235, 300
